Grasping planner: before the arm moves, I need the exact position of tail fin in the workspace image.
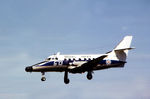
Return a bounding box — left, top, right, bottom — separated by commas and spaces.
114, 36, 133, 56
107, 36, 134, 61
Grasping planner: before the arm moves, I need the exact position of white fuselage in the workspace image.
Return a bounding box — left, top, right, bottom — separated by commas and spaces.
30, 53, 124, 73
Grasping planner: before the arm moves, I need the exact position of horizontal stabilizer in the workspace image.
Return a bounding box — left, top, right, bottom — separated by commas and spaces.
114, 47, 135, 51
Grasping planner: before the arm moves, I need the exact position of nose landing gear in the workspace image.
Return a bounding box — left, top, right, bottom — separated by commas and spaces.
41, 72, 46, 81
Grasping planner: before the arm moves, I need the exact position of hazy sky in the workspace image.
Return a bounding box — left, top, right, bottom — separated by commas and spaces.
0, 0, 150, 99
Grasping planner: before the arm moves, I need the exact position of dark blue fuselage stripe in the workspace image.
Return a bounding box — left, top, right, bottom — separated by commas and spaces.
39, 60, 124, 66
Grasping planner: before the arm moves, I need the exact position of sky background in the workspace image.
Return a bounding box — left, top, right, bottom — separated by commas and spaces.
0, 0, 150, 99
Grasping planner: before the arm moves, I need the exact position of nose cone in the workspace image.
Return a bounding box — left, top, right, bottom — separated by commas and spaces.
25, 66, 33, 72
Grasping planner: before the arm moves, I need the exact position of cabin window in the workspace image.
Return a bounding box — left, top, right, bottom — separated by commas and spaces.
55, 58, 58, 60
68, 59, 71, 61
79, 58, 81, 61
88, 58, 91, 61
84, 58, 87, 61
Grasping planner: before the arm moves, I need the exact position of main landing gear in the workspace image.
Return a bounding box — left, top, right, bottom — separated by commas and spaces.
41, 72, 46, 81
87, 71, 93, 80
40, 71, 92, 83
64, 71, 70, 84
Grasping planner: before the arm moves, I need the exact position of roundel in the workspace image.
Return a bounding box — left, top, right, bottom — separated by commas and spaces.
106, 60, 111, 65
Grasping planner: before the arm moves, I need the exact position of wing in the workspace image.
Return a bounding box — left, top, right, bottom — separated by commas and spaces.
68, 55, 107, 73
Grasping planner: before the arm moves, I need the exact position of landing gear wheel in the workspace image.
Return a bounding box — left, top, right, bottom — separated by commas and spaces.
64, 79, 70, 84
41, 77, 46, 81
87, 72, 93, 80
